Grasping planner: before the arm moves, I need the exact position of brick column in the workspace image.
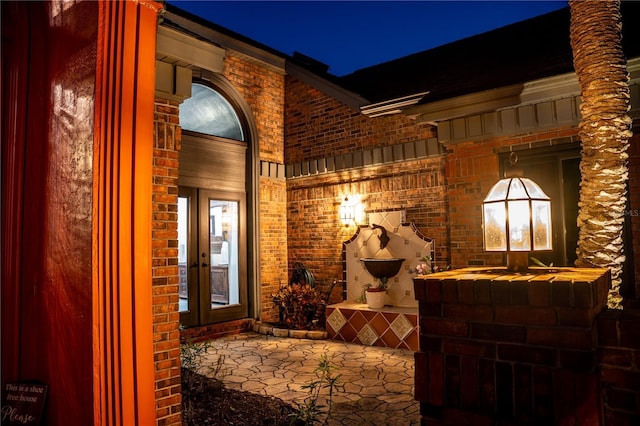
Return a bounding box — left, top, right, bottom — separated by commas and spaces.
152, 98, 182, 425
414, 267, 610, 425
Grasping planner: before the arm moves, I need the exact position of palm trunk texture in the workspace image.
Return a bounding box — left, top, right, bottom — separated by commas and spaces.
569, 0, 632, 309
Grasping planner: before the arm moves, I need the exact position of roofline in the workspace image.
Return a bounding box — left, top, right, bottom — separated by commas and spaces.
285, 61, 370, 110
162, 4, 287, 74
404, 56, 640, 123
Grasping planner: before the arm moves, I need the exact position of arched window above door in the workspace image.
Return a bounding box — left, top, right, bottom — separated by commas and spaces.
179, 82, 245, 141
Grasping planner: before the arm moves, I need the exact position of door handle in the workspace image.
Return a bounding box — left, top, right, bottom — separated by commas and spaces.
190, 262, 198, 269
201, 262, 209, 267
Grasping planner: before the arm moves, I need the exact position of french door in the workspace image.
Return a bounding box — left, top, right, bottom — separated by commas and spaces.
179, 187, 247, 326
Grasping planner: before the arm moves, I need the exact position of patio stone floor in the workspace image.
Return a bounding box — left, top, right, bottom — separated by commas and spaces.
201, 331, 420, 425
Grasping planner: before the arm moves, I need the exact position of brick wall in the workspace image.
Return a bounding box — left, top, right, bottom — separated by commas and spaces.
223, 52, 288, 323
414, 267, 611, 425
153, 98, 182, 426
259, 177, 288, 322
284, 76, 595, 276
224, 53, 284, 164
285, 76, 447, 292
596, 309, 640, 424
287, 157, 449, 296
285, 78, 437, 163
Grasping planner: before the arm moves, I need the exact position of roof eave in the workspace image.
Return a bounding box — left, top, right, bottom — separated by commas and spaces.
404, 72, 582, 123
360, 92, 429, 118
285, 61, 370, 110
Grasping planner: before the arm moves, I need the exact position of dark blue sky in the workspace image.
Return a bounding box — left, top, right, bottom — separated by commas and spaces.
169, 1, 568, 76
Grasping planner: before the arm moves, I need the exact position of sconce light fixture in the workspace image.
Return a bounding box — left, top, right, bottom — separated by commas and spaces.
340, 196, 357, 226
482, 176, 552, 272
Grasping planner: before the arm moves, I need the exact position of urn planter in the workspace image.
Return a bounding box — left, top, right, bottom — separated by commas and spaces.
365, 288, 386, 309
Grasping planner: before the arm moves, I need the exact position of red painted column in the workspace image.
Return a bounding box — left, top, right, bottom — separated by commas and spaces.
93, 1, 163, 425
2, 1, 162, 425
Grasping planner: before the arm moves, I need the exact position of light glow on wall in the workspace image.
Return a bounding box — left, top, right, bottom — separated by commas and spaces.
340, 194, 363, 226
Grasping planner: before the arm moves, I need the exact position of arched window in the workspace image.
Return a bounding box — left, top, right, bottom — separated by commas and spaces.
179, 82, 244, 141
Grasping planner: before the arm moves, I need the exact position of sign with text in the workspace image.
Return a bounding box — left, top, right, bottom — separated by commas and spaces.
1, 382, 47, 425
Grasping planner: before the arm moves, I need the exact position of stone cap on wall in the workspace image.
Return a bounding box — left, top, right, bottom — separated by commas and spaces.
414, 266, 611, 311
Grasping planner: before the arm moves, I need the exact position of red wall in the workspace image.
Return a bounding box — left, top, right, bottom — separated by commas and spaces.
1, 1, 97, 423
2, 1, 162, 424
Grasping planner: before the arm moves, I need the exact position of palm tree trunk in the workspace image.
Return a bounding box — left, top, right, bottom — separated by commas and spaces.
570, 0, 632, 309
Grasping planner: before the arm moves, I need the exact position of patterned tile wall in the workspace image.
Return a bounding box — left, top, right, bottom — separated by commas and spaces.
325, 304, 419, 351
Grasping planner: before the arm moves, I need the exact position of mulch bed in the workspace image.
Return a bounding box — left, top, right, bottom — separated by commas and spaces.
181, 368, 297, 426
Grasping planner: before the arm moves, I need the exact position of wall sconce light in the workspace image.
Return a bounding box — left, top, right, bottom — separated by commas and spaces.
340, 196, 357, 226
482, 176, 552, 272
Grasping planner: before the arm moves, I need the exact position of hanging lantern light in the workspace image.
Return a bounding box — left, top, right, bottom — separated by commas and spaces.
482, 176, 552, 272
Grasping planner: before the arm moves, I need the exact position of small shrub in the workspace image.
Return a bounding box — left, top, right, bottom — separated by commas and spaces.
272, 282, 324, 330
289, 353, 343, 425
272, 262, 327, 330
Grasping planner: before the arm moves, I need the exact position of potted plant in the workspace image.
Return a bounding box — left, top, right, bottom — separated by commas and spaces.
364, 277, 390, 309
271, 262, 325, 330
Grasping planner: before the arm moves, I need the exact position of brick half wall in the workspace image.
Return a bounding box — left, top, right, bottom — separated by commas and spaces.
414, 267, 610, 425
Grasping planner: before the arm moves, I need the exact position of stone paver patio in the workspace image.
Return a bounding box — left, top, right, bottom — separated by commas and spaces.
201, 332, 420, 425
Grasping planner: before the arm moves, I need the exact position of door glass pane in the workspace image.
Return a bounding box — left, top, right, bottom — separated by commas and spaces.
209, 199, 239, 308
178, 196, 189, 313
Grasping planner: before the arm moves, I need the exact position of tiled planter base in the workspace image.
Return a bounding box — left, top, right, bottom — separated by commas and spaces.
325, 302, 419, 351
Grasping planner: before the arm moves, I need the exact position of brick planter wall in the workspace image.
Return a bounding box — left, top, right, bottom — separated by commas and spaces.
414, 267, 610, 425
596, 309, 640, 425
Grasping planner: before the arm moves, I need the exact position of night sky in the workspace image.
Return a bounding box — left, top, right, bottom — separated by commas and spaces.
168, 1, 568, 76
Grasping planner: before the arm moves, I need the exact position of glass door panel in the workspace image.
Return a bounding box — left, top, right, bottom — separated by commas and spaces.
207, 199, 239, 308
178, 187, 198, 327
178, 196, 189, 312
199, 190, 247, 324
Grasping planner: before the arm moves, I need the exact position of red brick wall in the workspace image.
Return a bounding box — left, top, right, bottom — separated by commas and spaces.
285, 78, 437, 162
224, 53, 284, 164
284, 76, 593, 280
287, 159, 449, 297
152, 98, 182, 426
414, 268, 610, 425
259, 177, 288, 321
223, 52, 288, 323
596, 309, 640, 424
285, 76, 448, 295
